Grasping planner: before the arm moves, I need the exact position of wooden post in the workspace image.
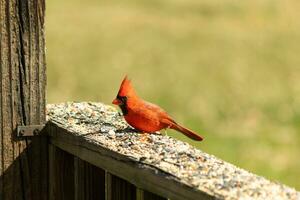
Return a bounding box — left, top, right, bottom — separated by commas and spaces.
0, 0, 47, 199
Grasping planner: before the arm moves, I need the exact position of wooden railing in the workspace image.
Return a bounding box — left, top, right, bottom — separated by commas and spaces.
46, 102, 300, 200
2, 1, 298, 199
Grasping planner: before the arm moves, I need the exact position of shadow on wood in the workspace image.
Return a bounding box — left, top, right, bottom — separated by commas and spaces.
0, 135, 48, 200
49, 142, 106, 200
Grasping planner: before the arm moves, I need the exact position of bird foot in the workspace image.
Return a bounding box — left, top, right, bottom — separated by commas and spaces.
117, 127, 139, 133
155, 129, 168, 136
163, 129, 168, 136
152, 131, 162, 135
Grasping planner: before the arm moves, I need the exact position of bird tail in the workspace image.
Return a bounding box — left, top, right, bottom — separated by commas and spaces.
170, 123, 204, 141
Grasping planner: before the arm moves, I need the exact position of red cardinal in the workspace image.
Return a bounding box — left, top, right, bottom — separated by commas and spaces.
112, 76, 203, 141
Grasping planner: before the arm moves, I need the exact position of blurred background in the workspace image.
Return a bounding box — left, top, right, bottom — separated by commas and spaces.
46, 0, 300, 189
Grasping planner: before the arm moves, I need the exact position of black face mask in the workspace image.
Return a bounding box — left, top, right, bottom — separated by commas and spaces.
117, 95, 128, 115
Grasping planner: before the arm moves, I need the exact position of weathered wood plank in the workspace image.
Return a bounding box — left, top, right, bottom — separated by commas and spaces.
0, 0, 47, 199
49, 143, 74, 200
105, 171, 112, 200
48, 144, 56, 200
110, 174, 136, 200
74, 157, 85, 200
137, 188, 167, 200
49, 126, 213, 200
74, 157, 105, 200
1, 3, 14, 198
136, 188, 144, 200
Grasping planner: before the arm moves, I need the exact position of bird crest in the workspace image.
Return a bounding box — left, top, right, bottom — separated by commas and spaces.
117, 75, 136, 97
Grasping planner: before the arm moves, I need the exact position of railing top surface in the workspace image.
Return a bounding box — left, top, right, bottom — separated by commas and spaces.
46, 102, 300, 200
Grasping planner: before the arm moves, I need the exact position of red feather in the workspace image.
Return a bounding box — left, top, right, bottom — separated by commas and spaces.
112, 76, 204, 141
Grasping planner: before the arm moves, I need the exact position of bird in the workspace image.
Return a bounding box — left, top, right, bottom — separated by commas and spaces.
112, 76, 204, 141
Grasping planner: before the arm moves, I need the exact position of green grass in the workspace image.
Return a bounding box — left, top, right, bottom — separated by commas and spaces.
46, 0, 300, 190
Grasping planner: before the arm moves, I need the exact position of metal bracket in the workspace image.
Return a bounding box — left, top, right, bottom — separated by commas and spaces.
17, 125, 45, 137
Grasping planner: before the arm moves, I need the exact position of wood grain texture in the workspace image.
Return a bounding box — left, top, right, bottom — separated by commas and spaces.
0, 0, 47, 199
137, 188, 167, 200
49, 144, 74, 200
74, 157, 105, 200
111, 174, 136, 200
74, 157, 85, 200
105, 171, 113, 200
48, 124, 214, 200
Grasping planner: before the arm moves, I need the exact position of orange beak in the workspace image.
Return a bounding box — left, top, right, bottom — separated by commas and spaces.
112, 98, 121, 105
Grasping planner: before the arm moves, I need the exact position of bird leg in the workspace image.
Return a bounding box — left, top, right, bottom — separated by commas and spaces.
163, 129, 168, 136
163, 124, 172, 136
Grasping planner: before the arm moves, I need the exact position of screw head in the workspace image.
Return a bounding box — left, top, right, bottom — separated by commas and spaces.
33, 129, 39, 136
19, 129, 25, 136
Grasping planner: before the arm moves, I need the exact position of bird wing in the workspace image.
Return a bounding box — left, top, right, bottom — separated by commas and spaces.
143, 101, 170, 116
142, 101, 177, 124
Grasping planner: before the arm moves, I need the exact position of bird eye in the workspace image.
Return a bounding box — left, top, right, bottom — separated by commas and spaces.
123, 96, 128, 101
117, 95, 127, 104
120, 96, 127, 103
